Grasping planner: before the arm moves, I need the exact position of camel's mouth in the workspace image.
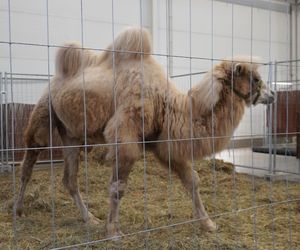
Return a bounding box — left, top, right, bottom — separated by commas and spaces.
252, 83, 275, 105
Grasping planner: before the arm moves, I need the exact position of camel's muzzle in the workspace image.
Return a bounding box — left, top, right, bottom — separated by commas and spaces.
254, 82, 275, 105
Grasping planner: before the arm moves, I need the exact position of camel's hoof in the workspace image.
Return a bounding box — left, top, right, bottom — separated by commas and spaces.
16, 207, 25, 218
200, 218, 217, 232
106, 223, 124, 240
86, 213, 101, 225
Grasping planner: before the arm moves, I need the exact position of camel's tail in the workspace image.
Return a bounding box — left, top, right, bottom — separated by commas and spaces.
101, 27, 152, 64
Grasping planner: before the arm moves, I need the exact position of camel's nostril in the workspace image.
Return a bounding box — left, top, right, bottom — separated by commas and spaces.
269, 95, 275, 103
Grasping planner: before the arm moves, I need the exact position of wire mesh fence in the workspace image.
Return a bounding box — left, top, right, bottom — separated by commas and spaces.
0, 0, 300, 249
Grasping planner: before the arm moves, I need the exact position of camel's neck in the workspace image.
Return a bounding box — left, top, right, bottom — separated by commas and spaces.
164, 83, 245, 160
191, 84, 245, 156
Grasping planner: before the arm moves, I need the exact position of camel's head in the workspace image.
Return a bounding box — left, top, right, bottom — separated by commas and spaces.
228, 60, 275, 106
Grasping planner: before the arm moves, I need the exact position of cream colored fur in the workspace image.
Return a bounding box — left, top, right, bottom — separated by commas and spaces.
55, 27, 152, 78
16, 27, 273, 237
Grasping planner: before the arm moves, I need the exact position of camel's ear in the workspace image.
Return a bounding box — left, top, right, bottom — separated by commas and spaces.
234, 63, 245, 75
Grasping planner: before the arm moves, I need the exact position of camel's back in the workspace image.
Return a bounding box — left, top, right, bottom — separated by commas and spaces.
50, 66, 114, 139
50, 56, 170, 141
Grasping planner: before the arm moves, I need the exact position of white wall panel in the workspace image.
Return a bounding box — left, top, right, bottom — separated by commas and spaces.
10, 12, 47, 45
153, 0, 290, 138
0, 0, 293, 138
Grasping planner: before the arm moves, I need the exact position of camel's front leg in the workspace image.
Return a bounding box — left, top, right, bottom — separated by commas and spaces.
105, 142, 138, 237
104, 108, 143, 237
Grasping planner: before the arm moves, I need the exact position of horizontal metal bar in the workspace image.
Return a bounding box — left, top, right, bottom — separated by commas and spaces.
235, 163, 300, 176
2, 77, 50, 82
51, 198, 300, 249
216, 0, 290, 13
4, 72, 53, 77
0, 40, 273, 64
275, 58, 300, 64
1, 131, 299, 153
170, 71, 207, 78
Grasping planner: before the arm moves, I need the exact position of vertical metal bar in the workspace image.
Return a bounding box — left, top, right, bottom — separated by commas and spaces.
289, 4, 293, 81
273, 62, 278, 174
268, 71, 273, 175
79, 0, 91, 243
295, 3, 298, 92
210, 1, 220, 248
166, 0, 173, 78
268, 10, 277, 249
45, 0, 56, 246
0, 72, 3, 172
7, 0, 17, 238
249, 6, 258, 249
187, 0, 199, 248
110, 2, 121, 248
296, 4, 300, 173
139, 1, 149, 248
4, 73, 9, 168
284, 5, 293, 249
165, 0, 176, 248
230, 2, 239, 244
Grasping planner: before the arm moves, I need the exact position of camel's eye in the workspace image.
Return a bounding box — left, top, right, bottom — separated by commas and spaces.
253, 77, 260, 83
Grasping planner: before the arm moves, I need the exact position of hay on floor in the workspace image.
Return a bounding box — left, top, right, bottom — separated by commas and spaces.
0, 148, 299, 249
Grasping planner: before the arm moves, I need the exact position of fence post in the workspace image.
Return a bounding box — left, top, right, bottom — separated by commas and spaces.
0, 72, 3, 172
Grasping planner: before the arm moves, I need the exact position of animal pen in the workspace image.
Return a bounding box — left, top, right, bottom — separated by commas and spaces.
0, 0, 300, 249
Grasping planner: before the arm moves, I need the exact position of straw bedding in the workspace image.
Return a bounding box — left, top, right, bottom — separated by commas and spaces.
0, 148, 299, 249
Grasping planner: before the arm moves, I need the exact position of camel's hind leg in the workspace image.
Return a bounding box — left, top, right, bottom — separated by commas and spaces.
60, 134, 100, 225
16, 149, 40, 216
156, 153, 217, 232
174, 162, 216, 231
16, 95, 52, 216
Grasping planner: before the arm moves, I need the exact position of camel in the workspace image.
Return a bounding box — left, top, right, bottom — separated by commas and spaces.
15, 27, 275, 237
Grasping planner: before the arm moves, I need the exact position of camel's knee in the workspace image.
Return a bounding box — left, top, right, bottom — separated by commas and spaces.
107, 143, 140, 161
62, 173, 78, 195
20, 150, 39, 182
24, 118, 50, 148
20, 170, 32, 184
119, 144, 140, 167
20, 164, 33, 182
109, 180, 127, 200
63, 181, 78, 196
62, 165, 78, 195
62, 174, 69, 190
180, 169, 201, 193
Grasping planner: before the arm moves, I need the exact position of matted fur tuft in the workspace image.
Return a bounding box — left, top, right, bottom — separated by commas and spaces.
189, 74, 223, 114
55, 42, 86, 78
101, 27, 152, 64
55, 27, 152, 78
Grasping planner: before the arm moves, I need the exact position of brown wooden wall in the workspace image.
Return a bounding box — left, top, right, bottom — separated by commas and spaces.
1, 103, 62, 162
270, 90, 300, 135
267, 90, 300, 159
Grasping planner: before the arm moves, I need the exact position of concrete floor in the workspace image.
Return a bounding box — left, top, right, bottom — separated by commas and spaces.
216, 148, 300, 182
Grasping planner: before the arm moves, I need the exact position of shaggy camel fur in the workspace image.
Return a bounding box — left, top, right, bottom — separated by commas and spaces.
16, 27, 275, 237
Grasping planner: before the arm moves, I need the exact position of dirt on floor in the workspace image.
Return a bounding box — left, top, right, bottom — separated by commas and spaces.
0, 148, 299, 249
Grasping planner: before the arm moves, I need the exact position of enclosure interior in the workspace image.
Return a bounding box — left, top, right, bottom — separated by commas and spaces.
0, 0, 300, 249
